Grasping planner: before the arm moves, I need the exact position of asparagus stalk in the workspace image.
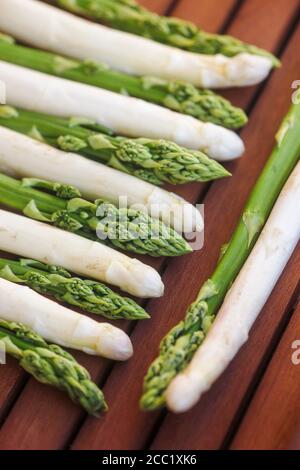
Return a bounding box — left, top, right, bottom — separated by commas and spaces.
0, 173, 192, 258
0, 62, 244, 161
0, 257, 148, 321
141, 102, 300, 410
0, 0, 274, 88
0, 126, 203, 233
167, 161, 300, 413
0, 210, 164, 298
0, 277, 133, 360
0, 37, 247, 129
0, 318, 107, 415
57, 0, 279, 67
0, 106, 230, 186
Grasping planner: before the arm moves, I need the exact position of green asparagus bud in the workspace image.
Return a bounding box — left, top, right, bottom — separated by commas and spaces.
0, 319, 107, 415
0, 173, 192, 257
0, 37, 247, 129
0, 258, 148, 320
141, 103, 300, 410
57, 0, 279, 66
0, 106, 230, 185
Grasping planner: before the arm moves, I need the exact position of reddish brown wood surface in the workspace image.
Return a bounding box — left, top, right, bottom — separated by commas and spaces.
0, 0, 299, 450
231, 299, 300, 450
173, 0, 239, 33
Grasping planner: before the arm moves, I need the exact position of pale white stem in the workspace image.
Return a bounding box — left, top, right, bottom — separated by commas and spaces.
166, 161, 300, 413
0, 126, 203, 233
0, 61, 244, 162
0, 0, 273, 88
0, 210, 164, 298
0, 277, 133, 360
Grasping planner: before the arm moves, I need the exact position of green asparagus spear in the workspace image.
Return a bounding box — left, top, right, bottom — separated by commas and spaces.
0, 106, 230, 186
0, 35, 247, 129
0, 258, 148, 320
141, 102, 300, 410
0, 173, 192, 257
0, 319, 107, 415
57, 0, 279, 67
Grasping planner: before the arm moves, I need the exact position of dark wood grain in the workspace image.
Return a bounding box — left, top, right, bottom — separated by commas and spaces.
0, 359, 26, 424
231, 299, 300, 450
0, 0, 299, 451
173, 0, 239, 32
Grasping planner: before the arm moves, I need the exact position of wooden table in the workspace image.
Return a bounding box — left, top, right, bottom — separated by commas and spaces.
0, 0, 299, 450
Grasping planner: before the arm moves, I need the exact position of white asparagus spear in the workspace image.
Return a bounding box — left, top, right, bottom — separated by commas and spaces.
0, 62, 244, 161
0, 0, 273, 88
0, 126, 203, 233
166, 161, 300, 413
0, 210, 164, 298
0, 277, 133, 360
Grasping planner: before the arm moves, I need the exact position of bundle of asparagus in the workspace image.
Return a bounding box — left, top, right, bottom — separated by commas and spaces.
57, 0, 279, 65
0, 277, 133, 360
0, 126, 203, 233
0, 106, 230, 186
167, 161, 300, 412
0, 173, 192, 258
0, 257, 148, 320
0, 35, 247, 129
0, 0, 274, 88
0, 61, 244, 161
0, 318, 107, 415
141, 103, 300, 410
0, 210, 164, 298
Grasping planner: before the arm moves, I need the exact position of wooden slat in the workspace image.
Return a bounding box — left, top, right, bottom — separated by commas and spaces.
221, 0, 300, 109
173, 0, 239, 32
0, 359, 26, 423
231, 299, 300, 450
138, 0, 172, 13
71, 3, 300, 451
288, 419, 300, 450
